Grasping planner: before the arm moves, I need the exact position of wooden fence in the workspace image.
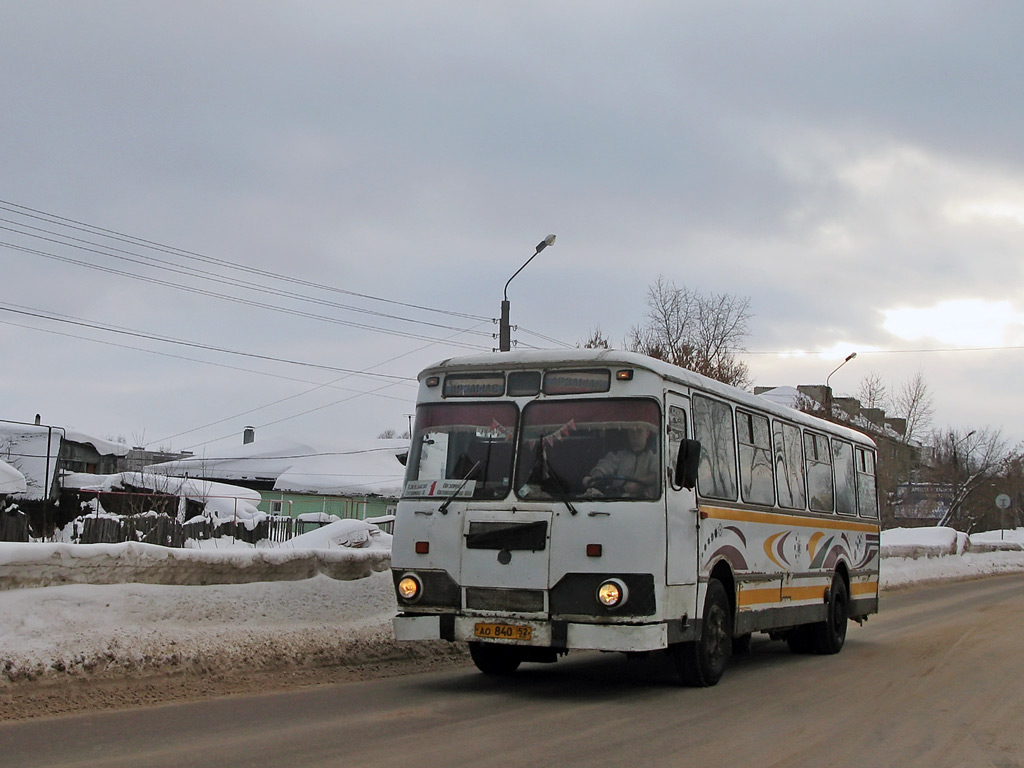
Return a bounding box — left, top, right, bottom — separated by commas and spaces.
0, 509, 29, 542
73, 512, 301, 547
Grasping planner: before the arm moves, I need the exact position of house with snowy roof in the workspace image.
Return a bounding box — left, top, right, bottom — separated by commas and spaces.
144, 430, 408, 523
0, 419, 137, 534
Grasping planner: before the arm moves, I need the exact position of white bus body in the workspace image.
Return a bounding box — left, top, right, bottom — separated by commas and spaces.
392, 350, 879, 685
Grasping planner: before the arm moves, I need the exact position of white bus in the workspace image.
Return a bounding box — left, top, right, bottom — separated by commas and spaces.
391, 349, 879, 685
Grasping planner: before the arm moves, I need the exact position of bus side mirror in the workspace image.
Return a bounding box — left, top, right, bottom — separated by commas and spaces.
674, 439, 701, 490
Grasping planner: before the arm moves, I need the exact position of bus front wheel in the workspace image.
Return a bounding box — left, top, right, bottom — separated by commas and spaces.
673, 578, 732, 687
469, 642, 522, 675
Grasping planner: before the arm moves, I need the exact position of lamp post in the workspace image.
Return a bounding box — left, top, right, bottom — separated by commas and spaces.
825, 352, 857, 414
825, 352, 857, 391
499, 234, 555, 352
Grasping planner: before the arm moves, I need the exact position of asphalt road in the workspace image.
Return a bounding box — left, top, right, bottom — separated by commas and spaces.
4, 575, 1024, 768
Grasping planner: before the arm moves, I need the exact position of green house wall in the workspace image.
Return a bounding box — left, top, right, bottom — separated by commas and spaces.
257, 491, 395, 520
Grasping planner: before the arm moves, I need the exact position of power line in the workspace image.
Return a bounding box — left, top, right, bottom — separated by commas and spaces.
1, 240, 495, 350
0, 200, 560, 351
152, 322, 491, 447
0, 315, 415, 399
0, 199, 490, 322
0, 219, 498, 339
742, 345, 1024, 356
180, 377, 412, 451
0, 303, 419, 381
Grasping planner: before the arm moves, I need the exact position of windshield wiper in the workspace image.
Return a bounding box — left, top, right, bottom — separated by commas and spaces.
529, 444, 577, 516
438, 460, 483, 514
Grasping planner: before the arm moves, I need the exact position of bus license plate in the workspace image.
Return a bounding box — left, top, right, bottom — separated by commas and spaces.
474, 622, 532, 641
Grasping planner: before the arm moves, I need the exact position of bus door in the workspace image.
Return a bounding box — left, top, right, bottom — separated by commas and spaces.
665, 391, 699, 586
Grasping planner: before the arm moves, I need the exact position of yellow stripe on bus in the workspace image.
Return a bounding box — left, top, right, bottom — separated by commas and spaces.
850, 581, 879, 596
738, 581, 878, 608
701, 505, 880, 534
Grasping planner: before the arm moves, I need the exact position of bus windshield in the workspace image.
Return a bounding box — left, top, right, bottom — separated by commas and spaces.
403, 402, 517, 500
515, 398, 661, 501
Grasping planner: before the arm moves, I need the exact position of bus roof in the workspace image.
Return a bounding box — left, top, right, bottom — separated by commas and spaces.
421, 349, 877, 449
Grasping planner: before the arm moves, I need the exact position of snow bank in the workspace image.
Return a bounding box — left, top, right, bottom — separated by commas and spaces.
0, 520, 391, 590
0, 572, 453, 684
880, 526, 968, 558
880, 526, 1024, 558
879, 526, 1024, 589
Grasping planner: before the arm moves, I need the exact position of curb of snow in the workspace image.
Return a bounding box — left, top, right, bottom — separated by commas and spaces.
0, 541, 390, 590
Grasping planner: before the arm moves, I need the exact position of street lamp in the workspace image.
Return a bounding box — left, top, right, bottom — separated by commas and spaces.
824, 352, 857, 415
825, 352, 857, 391
499, 234, 555, 352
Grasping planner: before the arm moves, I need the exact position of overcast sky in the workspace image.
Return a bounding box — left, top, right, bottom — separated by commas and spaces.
2, 2, 1023, 456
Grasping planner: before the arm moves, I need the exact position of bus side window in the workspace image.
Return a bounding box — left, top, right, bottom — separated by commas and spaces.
692, 394, 737, 501
856, 448, 879, 518
805, 432, 834, 513
737, 410, 774, 506
773, 421, 806, 510
833, 439, 857, 515
667, 405, 687, 488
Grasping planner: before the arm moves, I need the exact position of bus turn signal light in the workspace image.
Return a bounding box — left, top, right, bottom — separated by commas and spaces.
415, 541, 430, 554
586, 543, 602, 557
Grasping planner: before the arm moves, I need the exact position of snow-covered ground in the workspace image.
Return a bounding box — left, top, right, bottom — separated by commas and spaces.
2, 524, 1023, 685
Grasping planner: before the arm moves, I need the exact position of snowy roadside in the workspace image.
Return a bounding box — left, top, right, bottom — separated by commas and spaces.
2, 525, 1024, 688
0, 519, 437, 687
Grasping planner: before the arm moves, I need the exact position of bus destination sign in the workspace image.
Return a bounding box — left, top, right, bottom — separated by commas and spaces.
543, 369, 611, 395
443, 373, 505, 398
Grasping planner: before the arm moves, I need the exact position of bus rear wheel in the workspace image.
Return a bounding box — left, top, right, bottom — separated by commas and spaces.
469, 642, 522, 675
673, 578, 732, 687
810, 575, 849, 655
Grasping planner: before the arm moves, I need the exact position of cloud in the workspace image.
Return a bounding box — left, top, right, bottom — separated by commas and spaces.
883, 299, 1024, 348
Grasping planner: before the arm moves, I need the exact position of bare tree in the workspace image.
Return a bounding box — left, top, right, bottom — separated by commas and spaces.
933, 427, 1011, 530
856, 372, 890, 411
893, 370, 934, 443
579, 326, 611, 349
627, 275, 752, 387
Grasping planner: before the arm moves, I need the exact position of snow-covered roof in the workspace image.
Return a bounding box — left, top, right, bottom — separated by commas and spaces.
0, 424, 62, 500
63, 471, 262, 505
274, 446, 405, 497
146, 439, 408, 497
756, 386, 802, 409
63, 471, 264, 526
146, 438, 320, 482
63, 430, 130, 457
0, 459, 27, 495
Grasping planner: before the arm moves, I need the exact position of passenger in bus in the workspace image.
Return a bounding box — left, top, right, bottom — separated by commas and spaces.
582, 423, 659, 498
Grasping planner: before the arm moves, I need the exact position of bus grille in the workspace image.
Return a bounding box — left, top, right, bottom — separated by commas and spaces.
465, 587, 545, 613
465, 521, 547, 551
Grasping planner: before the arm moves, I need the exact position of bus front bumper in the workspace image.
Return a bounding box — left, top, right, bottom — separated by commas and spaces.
393, 614, 669, 653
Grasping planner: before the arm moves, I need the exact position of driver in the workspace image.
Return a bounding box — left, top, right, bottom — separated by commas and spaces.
583, 423, 658, 497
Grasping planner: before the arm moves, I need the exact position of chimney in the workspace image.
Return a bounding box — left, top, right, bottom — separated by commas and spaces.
243, 426, 255, 444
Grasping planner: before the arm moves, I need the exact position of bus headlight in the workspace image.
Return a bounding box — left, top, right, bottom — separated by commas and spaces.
597, 578, 629, 609
397, 573, 423, 603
